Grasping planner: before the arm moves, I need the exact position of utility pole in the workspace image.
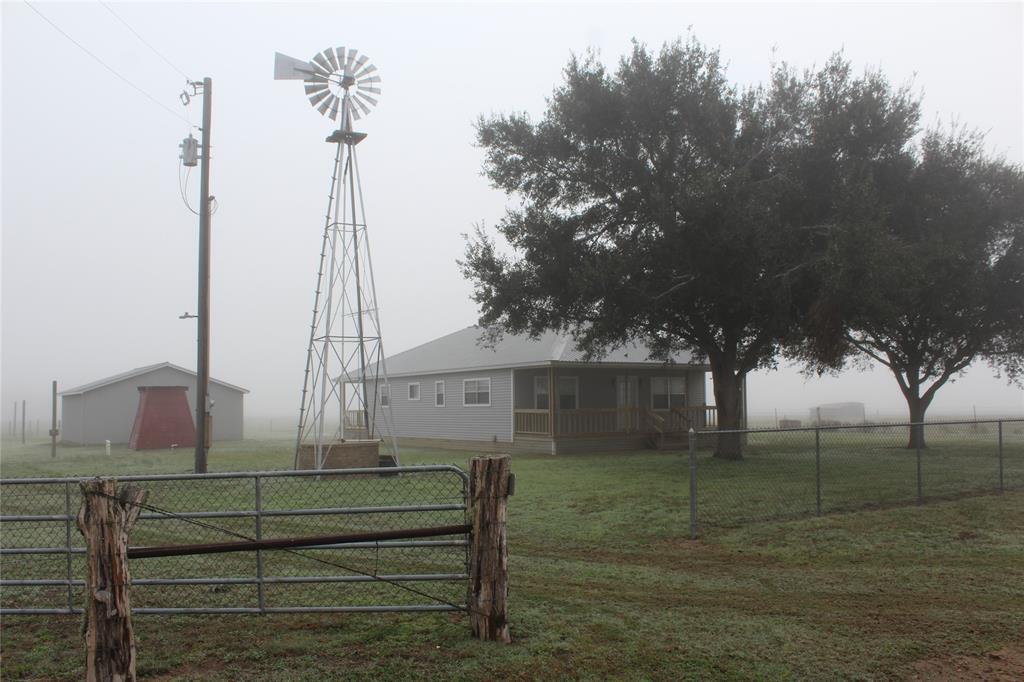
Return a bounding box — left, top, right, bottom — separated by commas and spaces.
50, 380, 59, 458
21, 399, 26, 444
195, 77, 213, 474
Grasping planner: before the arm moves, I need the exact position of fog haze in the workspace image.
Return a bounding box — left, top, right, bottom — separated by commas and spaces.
3, 2, 1022, 430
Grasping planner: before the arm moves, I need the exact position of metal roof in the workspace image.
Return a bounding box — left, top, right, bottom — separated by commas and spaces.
382, 327, 699, 377
61, 362, 250, 396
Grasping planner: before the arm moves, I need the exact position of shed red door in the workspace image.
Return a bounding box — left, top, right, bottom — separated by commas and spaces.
128, 386, 196, 450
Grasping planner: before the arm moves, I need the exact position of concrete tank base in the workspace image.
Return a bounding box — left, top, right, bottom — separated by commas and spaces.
296, 440, 381, 472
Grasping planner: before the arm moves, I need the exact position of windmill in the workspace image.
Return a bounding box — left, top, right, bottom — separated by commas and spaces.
275, 47, 399, 469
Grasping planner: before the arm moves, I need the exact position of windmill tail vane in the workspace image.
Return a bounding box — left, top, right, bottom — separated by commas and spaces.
275, 47, 399, 469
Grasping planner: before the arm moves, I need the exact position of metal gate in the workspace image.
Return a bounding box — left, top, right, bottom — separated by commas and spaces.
0, 466, 470, 615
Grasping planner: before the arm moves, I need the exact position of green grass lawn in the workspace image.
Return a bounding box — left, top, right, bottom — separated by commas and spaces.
1, 434, 1023, 680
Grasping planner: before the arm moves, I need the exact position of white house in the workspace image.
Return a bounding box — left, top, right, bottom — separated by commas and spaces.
365, 327, 716, 454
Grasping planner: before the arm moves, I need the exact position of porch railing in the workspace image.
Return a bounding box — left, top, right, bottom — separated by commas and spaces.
667, 405, 718, 430
513, 405, 718, 436
513, 409, 549, 435
556, 408, 645, 435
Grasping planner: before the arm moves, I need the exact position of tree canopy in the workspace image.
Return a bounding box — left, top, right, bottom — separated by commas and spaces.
797, 127, 1024, 446
462, 38, 919, 458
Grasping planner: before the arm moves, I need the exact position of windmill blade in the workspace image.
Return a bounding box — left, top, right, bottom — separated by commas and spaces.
328, 97, 341, 121
324, 48, 339, 71
357, 86, 382, 96
357, 75, 381, 85
333, 46, 347, 68
354, 91, 378, 108
317, 96, 334, 116
345, 49, 359, 73
304, 83, 329, 95
353, 55, 369, 72
312, 52, 332, 74
308, 90, 331, 107
352, 96, 371, 116
273, 52, 315, 80
354, 63, 377, 79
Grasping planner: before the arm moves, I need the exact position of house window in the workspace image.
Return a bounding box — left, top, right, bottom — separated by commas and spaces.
464, 378, 491, 406
533, 375, 549, 409
651, 376, 686, 410
408, 383, 420, 401
435, 380, 445, 407
379, 384, 390, 407
558, 376, 579, 409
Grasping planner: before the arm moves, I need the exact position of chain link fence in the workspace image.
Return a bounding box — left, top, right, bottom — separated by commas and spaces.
0, 466, 469, 615
689, 419, 1022, 533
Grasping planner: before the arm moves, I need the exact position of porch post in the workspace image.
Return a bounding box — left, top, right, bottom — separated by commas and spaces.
547, 366, 556, 438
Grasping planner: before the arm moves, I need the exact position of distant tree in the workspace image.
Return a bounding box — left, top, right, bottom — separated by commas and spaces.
798, 128, 1024, 448
461, 38, 918, 459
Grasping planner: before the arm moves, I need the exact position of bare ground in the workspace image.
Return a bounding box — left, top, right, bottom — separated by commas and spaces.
908, 644, 1024, 681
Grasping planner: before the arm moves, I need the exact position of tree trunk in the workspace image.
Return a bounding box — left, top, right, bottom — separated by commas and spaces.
77, 479, 148, 682
905, 394, 930, 450
710, 362, 744, 460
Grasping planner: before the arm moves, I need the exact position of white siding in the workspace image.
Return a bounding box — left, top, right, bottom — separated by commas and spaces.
375, 369, 512, 443
61, 394, 85, 444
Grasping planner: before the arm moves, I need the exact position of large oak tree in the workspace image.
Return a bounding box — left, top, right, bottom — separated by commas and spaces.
462, 39, 918, 458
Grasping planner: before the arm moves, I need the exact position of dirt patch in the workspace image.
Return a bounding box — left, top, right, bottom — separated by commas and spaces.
907, 645, 1024, 681
146, 657, 228, 681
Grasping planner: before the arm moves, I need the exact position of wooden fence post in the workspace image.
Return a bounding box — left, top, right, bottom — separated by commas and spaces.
77, 478, 148, 682
468, 455, 513, 643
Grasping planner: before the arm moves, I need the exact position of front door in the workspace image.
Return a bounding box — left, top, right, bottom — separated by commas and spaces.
615, 375, 639, 431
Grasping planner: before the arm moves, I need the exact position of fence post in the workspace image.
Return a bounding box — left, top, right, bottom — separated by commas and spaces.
688, 428, 697, 539
469, 455, 512, 643
77, 478, 148, 682
64, 482, 75, 614
998, 421, 1004, 494
815, 427, 822, 516
255, 475, 265, 613
921, 425, 929, 503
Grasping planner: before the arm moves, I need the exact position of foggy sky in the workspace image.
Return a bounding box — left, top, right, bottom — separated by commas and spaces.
2, 1, 1022, 427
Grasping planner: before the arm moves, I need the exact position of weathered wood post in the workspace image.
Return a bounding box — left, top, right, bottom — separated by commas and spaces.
468, 455, 513, 643
77, 478, 148, 682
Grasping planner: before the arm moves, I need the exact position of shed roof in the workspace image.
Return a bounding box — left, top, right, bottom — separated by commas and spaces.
61, 362, 249, 396
383, 327, 700, 377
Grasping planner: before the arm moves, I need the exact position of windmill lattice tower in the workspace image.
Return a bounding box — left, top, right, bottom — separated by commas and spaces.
275, 48, 400, 468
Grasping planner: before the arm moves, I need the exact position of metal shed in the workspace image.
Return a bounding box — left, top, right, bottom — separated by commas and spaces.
60, 362, 248, 445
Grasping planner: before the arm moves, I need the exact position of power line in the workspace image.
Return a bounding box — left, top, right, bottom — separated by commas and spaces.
23, 1, 190, 125
97, 0, 191, 81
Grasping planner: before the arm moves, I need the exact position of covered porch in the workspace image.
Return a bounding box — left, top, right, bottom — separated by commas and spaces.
512, 365, 716, 448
